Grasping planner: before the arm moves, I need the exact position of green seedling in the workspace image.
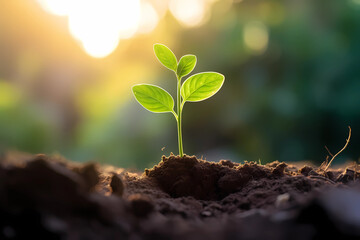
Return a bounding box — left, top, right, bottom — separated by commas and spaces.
132, 44, 225, 157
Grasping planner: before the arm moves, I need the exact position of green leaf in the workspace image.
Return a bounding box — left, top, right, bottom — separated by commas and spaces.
176, 55, 197, 78
181, 72, 225, 102
153, 44, 177, 71
132, 84, 174, 113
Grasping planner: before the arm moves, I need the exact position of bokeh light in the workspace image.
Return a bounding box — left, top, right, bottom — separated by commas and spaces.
169, 0, 207, 27
37, 0, 71, 16
148, 0, 169, 19
68, 0, 141, 58
36, 0, 220, 57
243, 21, 269, 53
37, 0, 142, 58
138, 2, 159, 34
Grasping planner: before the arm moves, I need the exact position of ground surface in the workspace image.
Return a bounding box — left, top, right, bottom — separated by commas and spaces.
1, 153, 360, 239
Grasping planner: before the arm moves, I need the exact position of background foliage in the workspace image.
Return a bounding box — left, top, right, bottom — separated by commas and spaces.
0, 0, 359, 169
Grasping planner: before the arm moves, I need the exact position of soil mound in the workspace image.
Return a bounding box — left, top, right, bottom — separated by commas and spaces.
145, 155, 283, 200
145, 155, 328, 203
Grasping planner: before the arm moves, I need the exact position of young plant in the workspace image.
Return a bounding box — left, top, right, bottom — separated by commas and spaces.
132, 44, 225, 157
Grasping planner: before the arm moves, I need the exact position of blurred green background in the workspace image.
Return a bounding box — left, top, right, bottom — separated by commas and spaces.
0, 0, 359, 169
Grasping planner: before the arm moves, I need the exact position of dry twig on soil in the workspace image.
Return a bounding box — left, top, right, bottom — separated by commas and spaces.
323, 126, 351, 172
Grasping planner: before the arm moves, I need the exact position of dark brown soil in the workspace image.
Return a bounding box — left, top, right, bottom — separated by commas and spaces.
1, 153, 360, 239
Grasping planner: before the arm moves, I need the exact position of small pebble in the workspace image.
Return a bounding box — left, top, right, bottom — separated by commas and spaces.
201, 211, 212, 217
275, 193, 290, 208
110, 173, 124, 196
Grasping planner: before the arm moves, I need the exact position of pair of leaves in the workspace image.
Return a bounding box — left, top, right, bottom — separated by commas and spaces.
133, 72, 224, 113
132, 44, 225, 114
153, 44, 196, 78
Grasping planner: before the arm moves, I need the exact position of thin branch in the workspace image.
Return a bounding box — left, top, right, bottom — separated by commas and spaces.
324, 145, 334, 157
324, 126, 352, 171
320, 158, 328, 170
309, 175, 336, 184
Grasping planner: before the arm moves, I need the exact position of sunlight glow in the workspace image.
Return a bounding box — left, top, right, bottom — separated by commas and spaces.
67, 0, 141, 57
37, 0, 143, 58
81, 35, 120, 58
149, 0, 169, 19
169, 0, 207, 27
138, 2, 159, 34
243, 21, 269, 53
37, 0, 71, 16
37, 0, 216, 57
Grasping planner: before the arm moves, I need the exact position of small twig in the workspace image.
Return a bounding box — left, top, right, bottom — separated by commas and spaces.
324, 126, 351, 171
309, 175, 336, 185
320, 156, 329, 170
324, 146, 334, 157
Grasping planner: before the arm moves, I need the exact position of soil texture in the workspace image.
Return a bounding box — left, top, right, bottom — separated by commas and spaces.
1, 153, 360, 239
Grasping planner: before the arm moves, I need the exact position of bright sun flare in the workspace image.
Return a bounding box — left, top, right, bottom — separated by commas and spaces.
37, 0, 152, 58
37, 0, 216, 58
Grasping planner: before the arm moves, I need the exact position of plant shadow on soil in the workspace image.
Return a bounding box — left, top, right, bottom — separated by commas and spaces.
1, 153, 360, 239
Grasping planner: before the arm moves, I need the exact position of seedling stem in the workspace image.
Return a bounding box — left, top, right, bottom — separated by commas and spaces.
176, 75, 184, 157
